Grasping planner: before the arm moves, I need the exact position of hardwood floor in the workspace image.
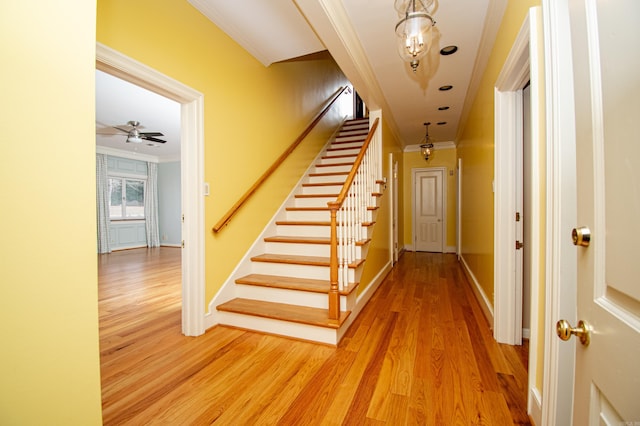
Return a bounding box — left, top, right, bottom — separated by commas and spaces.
99, 248, 531, 425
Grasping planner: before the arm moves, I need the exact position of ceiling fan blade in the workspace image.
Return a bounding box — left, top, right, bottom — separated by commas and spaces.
140, 132, 164, 137
113, 126, 132, 134
142, 136, 167, 143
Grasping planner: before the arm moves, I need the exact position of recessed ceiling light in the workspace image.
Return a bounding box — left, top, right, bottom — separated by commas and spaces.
439, 85, 453, 91
438, 106, 450, 111
440, 45, 458, 55
437, 122, 447, 125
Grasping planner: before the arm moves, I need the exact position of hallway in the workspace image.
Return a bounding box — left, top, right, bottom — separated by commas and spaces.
99, 249, 530, 424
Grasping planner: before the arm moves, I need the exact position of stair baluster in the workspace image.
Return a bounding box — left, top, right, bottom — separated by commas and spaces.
327, 118, 380, 319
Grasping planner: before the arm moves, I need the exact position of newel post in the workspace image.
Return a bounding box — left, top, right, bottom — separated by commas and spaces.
328, 201, 340, 320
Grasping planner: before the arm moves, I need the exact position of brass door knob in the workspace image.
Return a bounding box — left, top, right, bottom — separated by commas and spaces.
572, 226, 591, 247
556, 319, 591, 346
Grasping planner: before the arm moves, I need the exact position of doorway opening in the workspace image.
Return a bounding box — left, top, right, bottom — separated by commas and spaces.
96, 43, 205, 336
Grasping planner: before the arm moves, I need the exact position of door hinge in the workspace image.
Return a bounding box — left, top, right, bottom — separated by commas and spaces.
516, 240, 523, 250
182, 214, 185, 223
516, 212, 521, 222
181, 240, 185, 248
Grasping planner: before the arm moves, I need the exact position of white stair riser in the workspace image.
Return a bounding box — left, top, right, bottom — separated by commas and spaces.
264, 241, 364, 258
326, 148, 361, 157
251, 262, 357, 282
313, 164, 352, 174
294, 197, 335, 208
216, 311, 338, 345
235, 284, 329, 309
251, 262, 329, 280
265, 242, 330, 257
301, 185, 343, 195
308, 174, 348, 184
235, 284, 354, 310
338, 129, 368, 137
276, 224, 331, 237
286, 210, 330, 222
318, 156, 355, 166
286, 209, 374, 223
334, 139, 365, 147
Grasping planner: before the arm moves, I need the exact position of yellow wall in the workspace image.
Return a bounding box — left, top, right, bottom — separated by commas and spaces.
0, 1, 103, 424
97, 0, 350, 305
402, 148, 458, 250
457, 0, 541, 304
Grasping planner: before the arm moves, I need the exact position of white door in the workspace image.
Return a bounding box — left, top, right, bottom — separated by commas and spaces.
414, 169, 443, 252
559, 0, 640, 423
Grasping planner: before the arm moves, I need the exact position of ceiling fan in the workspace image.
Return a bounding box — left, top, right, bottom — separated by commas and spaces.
111, 120, 166, 145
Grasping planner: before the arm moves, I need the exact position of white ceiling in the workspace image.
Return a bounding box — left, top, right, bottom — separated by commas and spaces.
188, 0, 504, 148
96, 0, 505, 157
95, 70, 181, 162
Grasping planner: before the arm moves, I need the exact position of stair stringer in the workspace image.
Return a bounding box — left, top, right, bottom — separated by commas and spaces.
204, 117, 348, 329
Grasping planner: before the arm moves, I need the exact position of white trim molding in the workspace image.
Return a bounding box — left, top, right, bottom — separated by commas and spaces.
541, 0, 579, 424
494, 10, 530, 346
96, 43, 206, 337
459, 254, 494, 325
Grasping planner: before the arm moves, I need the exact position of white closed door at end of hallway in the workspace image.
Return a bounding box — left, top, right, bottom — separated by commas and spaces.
414, 169, 443, 253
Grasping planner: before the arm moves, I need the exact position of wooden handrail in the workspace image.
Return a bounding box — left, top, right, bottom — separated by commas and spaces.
330, 118, 379, 210
213, 86, 351, 232
327, 117, 379, 319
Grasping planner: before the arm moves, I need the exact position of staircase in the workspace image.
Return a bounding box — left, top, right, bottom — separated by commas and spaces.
215, 117, 381, 345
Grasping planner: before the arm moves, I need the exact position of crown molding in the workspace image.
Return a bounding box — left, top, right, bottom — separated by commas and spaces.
96, 145, 160, 163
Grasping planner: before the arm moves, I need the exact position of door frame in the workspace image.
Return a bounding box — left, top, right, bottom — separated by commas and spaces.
541, 0, 579, 424
494, 7, 542, 344
96, 43, 206, 336
494, 7, 544, 421
389, 153, 399, 265
412, 167, 446, 253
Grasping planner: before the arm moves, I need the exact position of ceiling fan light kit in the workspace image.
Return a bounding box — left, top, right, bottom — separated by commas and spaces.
394, 0, 436, 72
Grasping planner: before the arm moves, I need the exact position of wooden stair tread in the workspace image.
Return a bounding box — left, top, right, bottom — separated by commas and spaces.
286, 206, 378, 211
308, 171, 349, 177
276, 220, 331, 226
321, 154, 357, 160
251, 253, 365, 268
302, 182, 345, 187
275, 220, 374, 227
264, 235, 370, 246
217, 298, 350, 329
314, 162, 354, 168
235, 273, 358, 295
295, 193, 339, 198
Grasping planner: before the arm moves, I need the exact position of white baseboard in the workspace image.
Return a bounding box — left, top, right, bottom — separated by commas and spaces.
522, 328, 530, 339
404, 244, 458, 254
459, 254, 494, 325
529, 387, 542, 426
355, 261, 392, 314
160, 243, 182, 248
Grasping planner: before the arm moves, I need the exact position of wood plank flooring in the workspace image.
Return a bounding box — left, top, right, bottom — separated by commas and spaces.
99, 248, 531, 425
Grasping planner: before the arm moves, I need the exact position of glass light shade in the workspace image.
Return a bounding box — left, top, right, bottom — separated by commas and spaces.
127, 128, 141, 143
395, 13, 434, 63
394, 0, 435, 16
394, 0, 435, 70
420, 143, 433, 160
